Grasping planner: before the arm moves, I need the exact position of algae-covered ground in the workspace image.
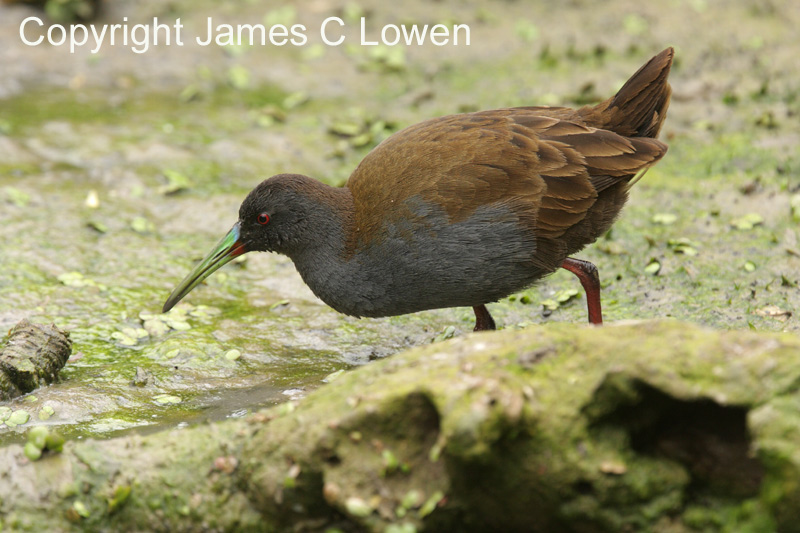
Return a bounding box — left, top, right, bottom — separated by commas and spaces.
0, 0, 798, 445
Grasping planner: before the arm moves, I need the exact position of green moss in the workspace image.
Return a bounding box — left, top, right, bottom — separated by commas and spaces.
224, 323, 799, 530
0, 83, 285, 133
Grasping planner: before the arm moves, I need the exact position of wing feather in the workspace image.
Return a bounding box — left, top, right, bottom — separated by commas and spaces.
347, 108, 667, 250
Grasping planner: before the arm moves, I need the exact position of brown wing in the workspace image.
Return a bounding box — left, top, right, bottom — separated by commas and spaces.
346, 108, 666, 263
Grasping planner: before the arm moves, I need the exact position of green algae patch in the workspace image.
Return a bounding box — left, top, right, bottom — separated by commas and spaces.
0, 84, 287, 136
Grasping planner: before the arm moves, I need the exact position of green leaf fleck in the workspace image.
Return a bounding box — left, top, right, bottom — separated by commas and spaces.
159, 169, 192, 195
153, 394, 182, 405
227, 65, 251, 90
432, 325, 455, 343
28, 426, 49, 450
130, 216, 154, 234
651, 213, 677, 225
644, 260, 661, 276
73, 501, 90, 518
731, 213, 764, 230
667, 238, 699, 256
24, 441, 43, 461
5, 410, 30, 427
419, 490, 444, 518
345, 497, 372, 518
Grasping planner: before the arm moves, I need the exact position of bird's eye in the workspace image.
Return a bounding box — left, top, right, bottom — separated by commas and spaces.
256, 213, 270, 225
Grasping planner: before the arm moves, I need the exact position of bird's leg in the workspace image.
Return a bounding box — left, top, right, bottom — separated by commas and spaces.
560, 257, 603, 325
472, 305, 497, 331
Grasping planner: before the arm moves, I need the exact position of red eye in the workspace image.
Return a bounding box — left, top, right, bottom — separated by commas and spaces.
256, 213, 270, 225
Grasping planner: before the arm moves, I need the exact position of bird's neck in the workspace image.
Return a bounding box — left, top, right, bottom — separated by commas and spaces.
284, 184, 364, 314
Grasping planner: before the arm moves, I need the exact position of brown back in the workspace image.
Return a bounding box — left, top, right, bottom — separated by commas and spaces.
346, 48, 674, 262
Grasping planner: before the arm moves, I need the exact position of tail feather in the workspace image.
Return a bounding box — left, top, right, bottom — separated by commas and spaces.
581, 47, 674, 139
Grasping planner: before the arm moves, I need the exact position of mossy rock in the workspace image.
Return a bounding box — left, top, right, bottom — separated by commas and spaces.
3, 321, 800, 532
240, 320, 800, 532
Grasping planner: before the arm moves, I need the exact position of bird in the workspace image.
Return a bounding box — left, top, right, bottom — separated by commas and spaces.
163, 48, 674, 331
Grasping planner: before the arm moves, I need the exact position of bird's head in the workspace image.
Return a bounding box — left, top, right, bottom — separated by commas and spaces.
162, 174, 324, 312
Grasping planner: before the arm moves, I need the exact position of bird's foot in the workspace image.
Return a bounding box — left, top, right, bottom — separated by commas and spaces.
561, 257, 603, 325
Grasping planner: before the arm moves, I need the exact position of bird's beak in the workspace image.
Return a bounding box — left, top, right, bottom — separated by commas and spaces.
162, 222, 247, 312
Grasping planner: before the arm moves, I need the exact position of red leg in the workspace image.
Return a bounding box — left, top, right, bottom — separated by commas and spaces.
560, 257, 603, 325
473, 305, 496, 331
